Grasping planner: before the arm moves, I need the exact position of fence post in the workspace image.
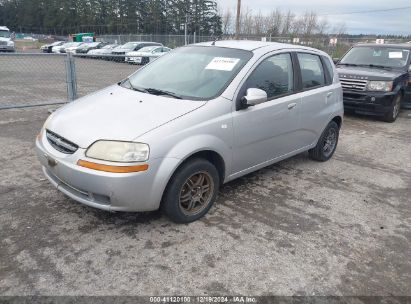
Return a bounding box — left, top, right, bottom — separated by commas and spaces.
65, 52, 77, 101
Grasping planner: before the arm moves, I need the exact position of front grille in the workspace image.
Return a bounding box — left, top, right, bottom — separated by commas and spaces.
340, 79, 368, 92
0, 41, 7, 46
46, 130, 78, 154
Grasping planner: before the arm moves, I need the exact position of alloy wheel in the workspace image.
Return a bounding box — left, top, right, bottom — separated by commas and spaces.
323, 128, 337, 158
179, 171, 214, 216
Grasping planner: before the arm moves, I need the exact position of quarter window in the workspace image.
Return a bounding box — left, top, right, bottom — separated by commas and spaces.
323, 56, 334, 85
297, 53, 326, 89
245, 53, 294, 99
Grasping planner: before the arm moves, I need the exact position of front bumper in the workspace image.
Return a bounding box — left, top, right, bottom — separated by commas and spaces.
0, 45, 15, 52
125, 56, 142, 64
36, 133, 178, 212
343, 90, 396, 115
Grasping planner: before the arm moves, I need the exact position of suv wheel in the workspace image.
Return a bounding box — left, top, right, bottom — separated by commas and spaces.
161, 158, 220, 223
309, 121, 340, 162
383, 94, 402, 123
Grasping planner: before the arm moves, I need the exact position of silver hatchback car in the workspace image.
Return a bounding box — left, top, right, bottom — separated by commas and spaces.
36, 41, 343, 223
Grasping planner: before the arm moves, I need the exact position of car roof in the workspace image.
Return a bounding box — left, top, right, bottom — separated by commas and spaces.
354, 43, 411, 49
194, 40, 323, 53
0, 26, 10, 31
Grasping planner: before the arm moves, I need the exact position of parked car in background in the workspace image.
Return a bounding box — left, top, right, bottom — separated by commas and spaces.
110, 41, 162, 61
62, 42, 84, 54
0, 26, 15, 52
125, 46, 172, 64
87, 44, 118, 58
52, 42, 76, 53
336, 43, 411, 122
41, 41, 65, 53
36, 41, 343, 223
23, 36, 37, 42
75, 42, 108, 54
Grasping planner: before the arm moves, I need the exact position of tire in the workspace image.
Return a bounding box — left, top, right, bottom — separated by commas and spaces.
309, 121, 340, 162
161, 158, 220, 223
383, 94, 402, 123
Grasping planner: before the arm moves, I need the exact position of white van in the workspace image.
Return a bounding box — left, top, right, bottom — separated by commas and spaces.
0, 26, 15, 52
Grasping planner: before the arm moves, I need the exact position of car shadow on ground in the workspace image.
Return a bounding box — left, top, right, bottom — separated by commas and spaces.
58, 152, 310, 233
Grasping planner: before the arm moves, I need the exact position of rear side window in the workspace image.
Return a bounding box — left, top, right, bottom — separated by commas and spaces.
297, 53, 326, 89
245, 53, 294, 99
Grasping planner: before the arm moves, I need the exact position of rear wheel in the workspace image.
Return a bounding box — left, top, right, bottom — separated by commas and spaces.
161, 158, 220, 223
383, 94, 402, 123
309, 121, 340, 162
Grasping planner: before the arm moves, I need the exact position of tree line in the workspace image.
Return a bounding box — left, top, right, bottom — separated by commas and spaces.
0, 0, 222, 36
221, 7, 346, 38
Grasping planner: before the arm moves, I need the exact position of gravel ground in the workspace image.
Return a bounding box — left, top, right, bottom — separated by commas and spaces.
0, 106, 410, 296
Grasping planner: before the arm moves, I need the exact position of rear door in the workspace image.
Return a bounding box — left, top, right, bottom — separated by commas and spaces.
296, 52, 335, 147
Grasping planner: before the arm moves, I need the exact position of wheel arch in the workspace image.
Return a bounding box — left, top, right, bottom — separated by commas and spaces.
331, 115, 343, 129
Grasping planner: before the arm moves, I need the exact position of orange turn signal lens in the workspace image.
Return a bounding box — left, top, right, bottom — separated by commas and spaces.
77, 160, 149, 173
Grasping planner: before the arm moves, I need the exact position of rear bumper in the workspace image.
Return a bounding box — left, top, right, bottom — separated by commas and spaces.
343, 90, 396, 115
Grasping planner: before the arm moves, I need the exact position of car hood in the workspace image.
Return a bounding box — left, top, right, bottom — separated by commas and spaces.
47, 85, 206, 148
336, 66, 404, 81
0, 37, 11, 42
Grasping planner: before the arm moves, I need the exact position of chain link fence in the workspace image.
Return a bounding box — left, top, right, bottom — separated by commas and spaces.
1, 34, 410, 109
0, 53, 140, 109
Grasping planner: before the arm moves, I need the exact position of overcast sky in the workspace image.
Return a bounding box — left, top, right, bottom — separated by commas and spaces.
216, 0, 411, 35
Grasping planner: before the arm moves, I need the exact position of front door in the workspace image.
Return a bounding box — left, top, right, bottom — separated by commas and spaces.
232, 53, 303, 174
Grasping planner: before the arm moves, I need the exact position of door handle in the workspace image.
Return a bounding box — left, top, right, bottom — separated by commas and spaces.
288, 103, 297, 110
327, 92, 334, 98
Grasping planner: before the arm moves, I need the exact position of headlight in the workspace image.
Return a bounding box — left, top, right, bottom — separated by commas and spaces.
7, 41, 14, 47
366, 81, 393, 92
86, 141, 149, 163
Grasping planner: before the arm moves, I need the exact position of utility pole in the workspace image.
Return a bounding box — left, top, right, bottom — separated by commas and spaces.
235, 0, 241, 40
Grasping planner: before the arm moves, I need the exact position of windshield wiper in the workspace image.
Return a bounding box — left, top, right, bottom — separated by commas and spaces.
338, 63, 359, 67
145, 88, 183, 99
120, 80, 183, 99
120, 78, 148, 93
359, 64, 392, 69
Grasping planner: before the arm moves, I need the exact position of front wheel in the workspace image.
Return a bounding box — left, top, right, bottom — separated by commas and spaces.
383, 94, 402, 123
309, 121, 340, 162
161, 158, 220, 223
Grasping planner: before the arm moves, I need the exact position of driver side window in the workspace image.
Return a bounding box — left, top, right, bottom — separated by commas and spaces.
245, 53, 294, 100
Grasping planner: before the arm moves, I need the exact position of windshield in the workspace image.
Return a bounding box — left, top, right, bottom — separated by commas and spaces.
120, 42, 138, 49
138, 46, 157, 53
51, 41, 63, 46
62, 43, 75, 48
81, 42, 99, 48
340, 46, 410, 68
125, 46, 253, 100
0, 30, 10, 38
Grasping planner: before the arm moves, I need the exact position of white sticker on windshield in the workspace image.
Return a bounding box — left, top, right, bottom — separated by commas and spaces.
389, 52, 403, 59
206, 57, 240, 71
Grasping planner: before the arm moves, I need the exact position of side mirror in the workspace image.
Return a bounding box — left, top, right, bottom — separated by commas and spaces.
240, 88, 267, 108
333, 58, 340, 64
